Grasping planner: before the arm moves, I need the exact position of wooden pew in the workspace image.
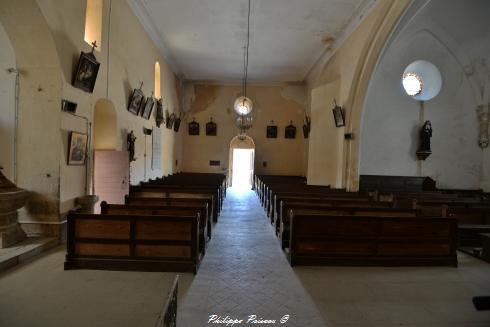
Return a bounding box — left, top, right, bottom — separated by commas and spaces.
64, 212, 201, 273
130, 186, 219, 223
155, 275, 179, 327
279, 204, 415, 249
100, 202, 209, 255
287, 212, 457, 267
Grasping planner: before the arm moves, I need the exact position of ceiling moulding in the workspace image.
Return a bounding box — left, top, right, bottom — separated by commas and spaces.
127, 0, 183, 77
185, 79, 306, 87
304, 0, 378, 84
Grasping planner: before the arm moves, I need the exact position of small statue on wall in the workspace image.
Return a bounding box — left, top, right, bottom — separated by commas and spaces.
127, 130, 137, 162
416, 120, 432, 160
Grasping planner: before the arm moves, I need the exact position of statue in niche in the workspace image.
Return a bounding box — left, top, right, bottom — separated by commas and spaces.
419, 120, 432, 152
127, 130, 137, 162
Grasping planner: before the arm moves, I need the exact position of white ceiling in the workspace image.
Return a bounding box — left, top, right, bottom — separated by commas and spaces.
130, 0, 373, 83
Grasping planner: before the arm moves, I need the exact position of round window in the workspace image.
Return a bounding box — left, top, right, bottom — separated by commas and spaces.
402, 60, 442, 101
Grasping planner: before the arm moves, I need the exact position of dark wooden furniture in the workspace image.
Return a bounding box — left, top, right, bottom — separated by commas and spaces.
359, 175, 437, 193
100, 202, 209, 255
65, 212, 200, 273
155, 275, 179, 327
287, 212, 457, 267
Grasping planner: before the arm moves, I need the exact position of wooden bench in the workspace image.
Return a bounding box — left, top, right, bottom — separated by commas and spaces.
279, 204, 418, 249
100, 202, 209, 255
129, 187, 218, 223
64, 212, 201, 273
287, 212, 457, 267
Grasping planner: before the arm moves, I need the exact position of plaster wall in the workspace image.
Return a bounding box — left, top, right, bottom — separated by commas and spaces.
304, 0, 411, 188
307, 81, 344, 187
35, 0, 184, 216
182, 84, 307, 177
0, 0, 183, 236
359, 0, 490, 190
0, 22, 16, 181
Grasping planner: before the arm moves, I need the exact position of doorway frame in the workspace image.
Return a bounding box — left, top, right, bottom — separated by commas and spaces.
228, 135, 255, 187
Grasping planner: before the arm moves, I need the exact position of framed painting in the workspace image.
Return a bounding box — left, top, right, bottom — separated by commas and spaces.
332, 103, 345, 127
128, 88, 144, 115
206, 119, 217, 136
174, 116, 181, 132
266, 123, 277, 138
72, 52, 100, 93
68, 131, 88, 165
285, 121, 296, 139
188, 120, 200, 136
141, 97, 155, 120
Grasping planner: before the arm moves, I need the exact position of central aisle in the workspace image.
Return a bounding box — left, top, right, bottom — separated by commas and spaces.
178, 188, 328, 326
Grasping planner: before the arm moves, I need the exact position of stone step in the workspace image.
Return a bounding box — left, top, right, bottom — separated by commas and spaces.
0, 237, 59, 272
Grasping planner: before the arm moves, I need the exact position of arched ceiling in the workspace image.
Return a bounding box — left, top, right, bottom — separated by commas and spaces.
129, 0, 374, 83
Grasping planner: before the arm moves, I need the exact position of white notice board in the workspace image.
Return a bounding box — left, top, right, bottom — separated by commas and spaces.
152, 127, 162, 170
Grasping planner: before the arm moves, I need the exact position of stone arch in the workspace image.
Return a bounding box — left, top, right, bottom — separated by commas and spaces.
228, 135, 255, 187
93, 99, 118, 150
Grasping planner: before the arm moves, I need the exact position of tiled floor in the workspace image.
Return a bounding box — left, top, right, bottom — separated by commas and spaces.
178, 187, 328, 326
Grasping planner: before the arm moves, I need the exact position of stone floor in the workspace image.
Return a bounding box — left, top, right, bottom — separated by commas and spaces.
178, 188, 329, 326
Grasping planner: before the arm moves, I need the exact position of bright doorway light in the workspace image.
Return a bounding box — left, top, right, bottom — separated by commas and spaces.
232, 149, 254, 189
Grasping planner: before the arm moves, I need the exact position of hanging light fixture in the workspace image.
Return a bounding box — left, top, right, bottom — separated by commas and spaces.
234, 0, 253, 134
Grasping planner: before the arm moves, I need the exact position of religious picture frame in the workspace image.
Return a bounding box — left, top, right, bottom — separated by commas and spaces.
206, 118, 217, 136
72, 52, 100, 93
67, 131, 88, 165
141, 96, 155, 120
173, 116, 181, 132
128, 88, 144, 115
332, 102, 345, 127
266, 121, 277, 138
285, 121, 296, 139
166, 112, 175, 129
188, 119, 200, 136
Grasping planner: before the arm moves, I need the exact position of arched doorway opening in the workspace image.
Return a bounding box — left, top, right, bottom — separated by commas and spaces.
228, 135, 255, 189
92, 99, 128, 212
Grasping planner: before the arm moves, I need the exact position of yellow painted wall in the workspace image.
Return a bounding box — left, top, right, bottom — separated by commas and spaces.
307, 81, 344, 187
0, 0, 183, 236
182, 84, 307, 177
305, 0, 411, 190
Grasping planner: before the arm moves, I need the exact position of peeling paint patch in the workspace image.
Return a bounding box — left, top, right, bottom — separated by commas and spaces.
189, 85, 221, 113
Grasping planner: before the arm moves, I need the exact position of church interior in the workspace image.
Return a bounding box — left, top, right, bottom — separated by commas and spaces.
1, 0, 490, 326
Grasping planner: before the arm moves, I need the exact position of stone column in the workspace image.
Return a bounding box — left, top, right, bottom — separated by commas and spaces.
0, 169, 29, 248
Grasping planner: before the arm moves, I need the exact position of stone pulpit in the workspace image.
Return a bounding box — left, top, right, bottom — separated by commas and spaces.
0, 169, 29, 248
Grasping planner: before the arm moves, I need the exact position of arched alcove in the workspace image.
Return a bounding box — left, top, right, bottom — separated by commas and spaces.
93, 98, 117, 150
0, 20, 16, 181
228, 135, 255, 188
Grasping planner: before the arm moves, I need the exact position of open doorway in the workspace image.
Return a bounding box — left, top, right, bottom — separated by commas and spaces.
228, 135, 255, 189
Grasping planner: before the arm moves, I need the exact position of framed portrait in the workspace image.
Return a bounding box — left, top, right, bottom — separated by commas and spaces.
166, 112, 175, 129
188, 120, 200, 136
173, 116, 181, 132
72, 52, 100, 93
68, 131, 88, 165
332, 104, 345, 127
206, 119, 217, 136
266, 123, 277, 138
285, 121, 296, 139
128, 88, 144, 115
141, 97, 155, 120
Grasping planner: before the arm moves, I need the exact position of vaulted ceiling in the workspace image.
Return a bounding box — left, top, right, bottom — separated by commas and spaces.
129, 0, 374, 83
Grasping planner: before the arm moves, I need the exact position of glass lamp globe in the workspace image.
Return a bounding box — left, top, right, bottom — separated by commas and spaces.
234, 96, 253, 116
